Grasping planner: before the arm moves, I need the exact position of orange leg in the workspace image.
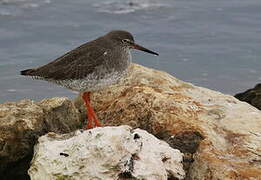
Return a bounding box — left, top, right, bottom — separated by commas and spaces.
82, 92, 101, 129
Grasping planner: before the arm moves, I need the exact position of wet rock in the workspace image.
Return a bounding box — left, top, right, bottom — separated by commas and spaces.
28, 126, 185, 180
75, 64, 261, 179
235, 83, 261, 110
0, 97, 81, 179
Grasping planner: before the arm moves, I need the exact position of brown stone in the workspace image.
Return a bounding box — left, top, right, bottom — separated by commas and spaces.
0, 98, 81, 179
75, 64, 261, 179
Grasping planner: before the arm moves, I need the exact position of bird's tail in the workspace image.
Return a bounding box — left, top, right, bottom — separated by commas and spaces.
20, 69, 35, 76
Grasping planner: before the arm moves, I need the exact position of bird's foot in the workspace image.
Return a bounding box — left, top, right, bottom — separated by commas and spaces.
85, 114, 102, 129
86, 117, 93, 129
94, 118, 102, 127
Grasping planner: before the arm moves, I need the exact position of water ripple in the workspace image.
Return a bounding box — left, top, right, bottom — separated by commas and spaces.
0, 0, 51, 16
93, 0, 167, 14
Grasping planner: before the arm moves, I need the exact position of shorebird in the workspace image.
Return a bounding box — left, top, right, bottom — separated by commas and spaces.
21, 30, 159, 129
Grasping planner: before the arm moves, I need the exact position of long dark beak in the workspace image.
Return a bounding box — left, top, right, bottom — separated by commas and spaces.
132, 43, 159, 56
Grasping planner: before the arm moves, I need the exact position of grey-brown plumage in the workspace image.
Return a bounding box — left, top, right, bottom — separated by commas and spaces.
21, 30, 158, 92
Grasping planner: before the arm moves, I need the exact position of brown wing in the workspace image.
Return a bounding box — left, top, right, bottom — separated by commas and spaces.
24, 39, 109, 80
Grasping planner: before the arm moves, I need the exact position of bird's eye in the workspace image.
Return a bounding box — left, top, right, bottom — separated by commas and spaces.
122, 39, 130, 43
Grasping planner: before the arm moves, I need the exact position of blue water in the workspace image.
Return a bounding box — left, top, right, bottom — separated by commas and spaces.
0, 0, 261, 103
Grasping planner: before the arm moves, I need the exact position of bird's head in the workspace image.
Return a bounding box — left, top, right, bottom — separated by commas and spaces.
106, 30, 159, 56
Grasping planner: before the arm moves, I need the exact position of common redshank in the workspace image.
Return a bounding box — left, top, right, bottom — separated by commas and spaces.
21, 30, 159, 129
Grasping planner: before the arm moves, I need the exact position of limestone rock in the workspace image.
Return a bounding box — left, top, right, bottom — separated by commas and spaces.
0, 97, 81, 179
75, 64, 261, 179
235, 83, 261, 110
28, 125, 185, 180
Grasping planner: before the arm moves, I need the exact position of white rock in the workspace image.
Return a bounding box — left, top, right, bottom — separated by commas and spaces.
28, 125, 185, 180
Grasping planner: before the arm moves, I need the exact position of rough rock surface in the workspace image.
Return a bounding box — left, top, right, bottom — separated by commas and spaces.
0, 98, 81, 179
235, 83, 261, 110
28, 126, 185, 180
75, 64, 261, 179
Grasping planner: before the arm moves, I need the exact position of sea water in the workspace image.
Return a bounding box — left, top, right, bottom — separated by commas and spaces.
0, 0, 260, 103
